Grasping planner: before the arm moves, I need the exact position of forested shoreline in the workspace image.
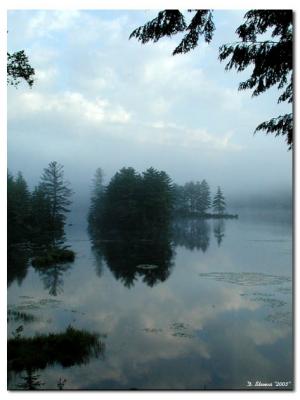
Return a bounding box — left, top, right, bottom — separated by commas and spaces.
8, 162, 238, 286
8, 162, 237, 246
87, 166, 237, 239
8, 161, 74, 271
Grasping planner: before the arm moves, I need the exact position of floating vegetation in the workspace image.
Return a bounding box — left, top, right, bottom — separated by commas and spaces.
170, 322, 194, 339
143, 327, 163, 334
9, 298, 61, 313
38, 298, 61, 307
8, 326, 105, 373
239, 291, 287, 308
247, 239, 289, 242
277, 287, 292, 294
136, 264, 159, 270
61, 308, 87, 319
8, 309, 36, 323
142, 323, 196, 338
252, 292, 275, 297
251, 297, 286, 308
265, 311, 292, 326
198, 272, 291, 287
198, 272, 292, 327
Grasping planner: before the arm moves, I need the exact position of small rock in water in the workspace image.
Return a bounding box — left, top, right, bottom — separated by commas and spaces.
136, 264, 158, 270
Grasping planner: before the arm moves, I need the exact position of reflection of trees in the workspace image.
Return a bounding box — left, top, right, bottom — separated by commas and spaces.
90, 227, 174, 288
7, 246, 30, 287
90, 243, 105, 278
30, 235, 75, 296
172, 218, 211, 252
213, 220, 226, 246
35, 263, 72, 296
17, 368, 44, 390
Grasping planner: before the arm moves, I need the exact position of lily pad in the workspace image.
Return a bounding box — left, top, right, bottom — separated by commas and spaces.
136, 264, 158, 270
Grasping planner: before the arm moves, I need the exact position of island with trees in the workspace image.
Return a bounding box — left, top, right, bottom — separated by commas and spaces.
86, 166, 239, 287
88, 166, 238, 238
87, 166, 238, 288
173, 180, 238, 219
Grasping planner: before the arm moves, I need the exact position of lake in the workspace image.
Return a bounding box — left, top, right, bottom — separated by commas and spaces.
7, 209, 293, 390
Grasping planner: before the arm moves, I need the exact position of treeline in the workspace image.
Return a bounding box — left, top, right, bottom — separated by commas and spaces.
8, 161, 72, 248
88, 166, 236, 238
88, 167, 174, 237
173, 180, 228, 217
88, 166, 175, 287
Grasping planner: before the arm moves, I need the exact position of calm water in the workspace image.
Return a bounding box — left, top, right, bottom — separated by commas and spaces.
7, 210, 293, 390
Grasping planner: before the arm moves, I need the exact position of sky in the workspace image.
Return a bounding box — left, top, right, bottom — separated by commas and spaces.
7, 9, 292, 207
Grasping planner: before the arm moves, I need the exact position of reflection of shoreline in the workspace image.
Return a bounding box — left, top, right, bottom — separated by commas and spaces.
8, 217, 292, 390
172, 218, 227, 251
213, 220, 225, 247
35, 263, 72, 296
8, 235, 76, 295
89, 226, 175, 288
173, 212, 238, 219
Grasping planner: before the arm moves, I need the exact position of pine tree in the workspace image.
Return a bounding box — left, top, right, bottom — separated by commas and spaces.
212, 186, 226, 215
172, 184, 186, 214
7, 171, 31, 245
196, 179, 211, 214
141, 167, 173, 228
30, 183, 52, 243
184, 181, 198, 213
90, 166, 174, 236
102, 167, 141, 232
39, 161, 72, 242
88, 168, 105, 230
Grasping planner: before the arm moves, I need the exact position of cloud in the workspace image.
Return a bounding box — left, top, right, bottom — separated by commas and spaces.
27, 10, 81, 38
7, 9, 292, 196
9, 91, 131, 126
147, 121, 244, 151
8, 83, 242, 152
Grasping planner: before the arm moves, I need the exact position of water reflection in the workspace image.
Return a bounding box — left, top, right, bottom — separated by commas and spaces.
172, 218, 212, 252
7, 246, 30, 287
199, 271, 292, 327
213, 220, 225, 246
16, 369, 45, 390
34, 263, 72, 296
90, 218, 230, 286
7, 210, 292, 390
91, 245, 105, 278
8, 234, 75, 295
90, 226, 174, 288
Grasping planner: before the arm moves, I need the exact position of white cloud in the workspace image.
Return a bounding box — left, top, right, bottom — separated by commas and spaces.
27, 10, 81, 38
9, 91, 131, 126
147, 121, 244, 151
7, 9, 291, 194
34, 67, 58, 87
